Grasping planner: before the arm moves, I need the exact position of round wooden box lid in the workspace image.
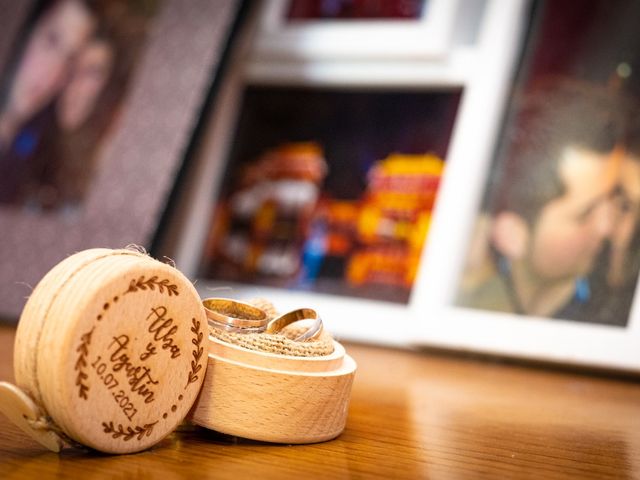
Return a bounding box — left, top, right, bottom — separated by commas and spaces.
12, 248, 208, 454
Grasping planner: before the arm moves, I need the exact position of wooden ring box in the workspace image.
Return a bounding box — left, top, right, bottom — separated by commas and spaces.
0, 248, 356, 453
4, 248, 209, 454
189, 333, 357, 444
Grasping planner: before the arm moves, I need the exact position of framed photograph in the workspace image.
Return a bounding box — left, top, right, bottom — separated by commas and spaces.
199, 86, 462, 300
416, 0, 640, 372
0, 0, 241, 319
173, 0, 527, 345
250, 0, 460, 61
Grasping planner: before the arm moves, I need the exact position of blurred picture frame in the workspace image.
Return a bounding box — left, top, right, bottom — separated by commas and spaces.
0, 0, 241, 319
416, 0, 640, 373
250, 0, 460, 61
173, 0, 527, 345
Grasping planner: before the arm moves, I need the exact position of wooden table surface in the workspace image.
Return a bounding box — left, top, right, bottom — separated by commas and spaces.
0, 323, 638, 479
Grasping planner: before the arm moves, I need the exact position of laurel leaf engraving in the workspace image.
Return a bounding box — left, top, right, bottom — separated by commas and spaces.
124, 276, 180, 296
75, 328, 93, 400
185, 317, 204, 388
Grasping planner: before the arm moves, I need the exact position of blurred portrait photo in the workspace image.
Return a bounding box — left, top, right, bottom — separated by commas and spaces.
455, 0, 640, 327
0, 0, 161, 213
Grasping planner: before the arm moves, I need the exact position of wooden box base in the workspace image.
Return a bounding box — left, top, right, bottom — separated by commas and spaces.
189, 336, 357, 444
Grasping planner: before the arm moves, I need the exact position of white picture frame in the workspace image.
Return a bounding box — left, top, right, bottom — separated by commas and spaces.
415, 0, 640, 373
172, 0, 529, 347
250, 0, 460, 61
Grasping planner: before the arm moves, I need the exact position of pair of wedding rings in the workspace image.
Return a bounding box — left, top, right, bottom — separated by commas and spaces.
202, 298, 323, 342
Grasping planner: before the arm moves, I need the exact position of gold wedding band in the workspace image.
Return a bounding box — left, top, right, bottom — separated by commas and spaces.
202, 298, 268, 333
266, 308, 323, 342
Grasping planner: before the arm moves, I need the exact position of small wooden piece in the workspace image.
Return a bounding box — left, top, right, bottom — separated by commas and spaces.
0, 381, 64, 452
189, 336, 357, 444
6, 248, 208, 454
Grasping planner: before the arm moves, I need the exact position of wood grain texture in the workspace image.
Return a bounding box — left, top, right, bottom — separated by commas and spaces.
0, 382, 62, 452
0, 324, 639, 479
189, 337, 356, 443
13, 248, 115, 405
11, 249, 208, 454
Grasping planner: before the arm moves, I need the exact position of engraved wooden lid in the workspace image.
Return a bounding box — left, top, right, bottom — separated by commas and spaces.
13, 248, 208, 454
